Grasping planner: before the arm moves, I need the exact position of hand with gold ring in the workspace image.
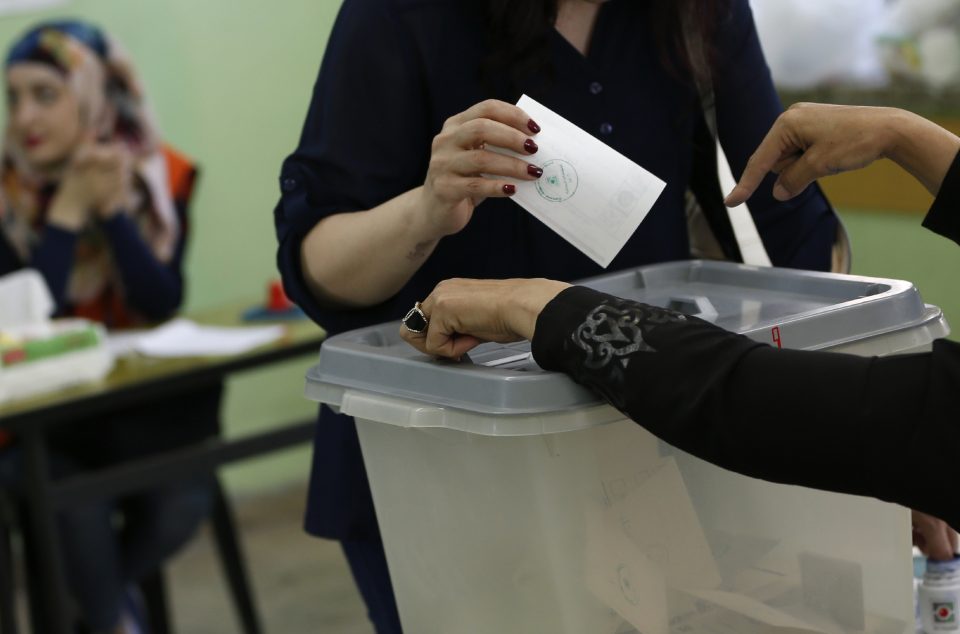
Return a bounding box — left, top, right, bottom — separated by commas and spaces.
398, 278, 570, 359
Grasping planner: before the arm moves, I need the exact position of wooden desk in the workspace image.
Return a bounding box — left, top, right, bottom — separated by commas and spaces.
0, 303, 325, 634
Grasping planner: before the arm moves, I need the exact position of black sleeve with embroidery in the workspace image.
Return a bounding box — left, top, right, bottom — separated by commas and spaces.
531, 285, 960, 530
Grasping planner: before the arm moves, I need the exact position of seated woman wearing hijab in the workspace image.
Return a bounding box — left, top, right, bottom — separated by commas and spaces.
0, 21, 217, 634
400, 102, 960, 561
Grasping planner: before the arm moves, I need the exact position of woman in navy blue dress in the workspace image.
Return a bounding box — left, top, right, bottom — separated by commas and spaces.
274, 1, 841, 630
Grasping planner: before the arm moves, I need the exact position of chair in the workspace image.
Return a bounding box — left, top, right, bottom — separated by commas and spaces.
141, 478, 262, 634
0, 476, 262, 634
0, 490, 44, 634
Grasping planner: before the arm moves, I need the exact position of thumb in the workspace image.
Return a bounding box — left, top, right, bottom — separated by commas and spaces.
448, 334, 482, 360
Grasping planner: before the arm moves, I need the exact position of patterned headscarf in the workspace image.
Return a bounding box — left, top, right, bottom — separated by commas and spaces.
0, 20, 180, 322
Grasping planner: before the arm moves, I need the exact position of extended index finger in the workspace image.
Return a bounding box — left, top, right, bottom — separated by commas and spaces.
724, 120, 794, 207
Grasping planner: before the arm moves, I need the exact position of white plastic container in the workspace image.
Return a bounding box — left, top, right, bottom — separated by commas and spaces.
919, 558, 960, 634
307, 261, 949, 634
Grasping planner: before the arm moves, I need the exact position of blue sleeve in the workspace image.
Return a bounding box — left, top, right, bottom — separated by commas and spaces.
101, 213, 183, 321
274, 0, 430, 329
0, 212, 183, 319
31, 227, 77, 309
712, 0, 838, 271
0, 231, 23, 276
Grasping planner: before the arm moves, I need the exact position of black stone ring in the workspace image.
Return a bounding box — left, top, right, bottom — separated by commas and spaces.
402, 302, 429, 335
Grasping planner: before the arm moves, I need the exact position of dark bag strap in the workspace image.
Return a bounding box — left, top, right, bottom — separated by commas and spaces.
688, 111, 744, 262
682, 9, 743, 263
681, 7, 851, 272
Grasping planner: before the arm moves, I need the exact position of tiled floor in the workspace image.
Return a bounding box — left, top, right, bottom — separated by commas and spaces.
12, 483, 374, 633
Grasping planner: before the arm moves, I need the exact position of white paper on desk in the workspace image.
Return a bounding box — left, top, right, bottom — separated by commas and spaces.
127, 318, 284, 358
504, 95, 666, 268
105, 330, 148, 357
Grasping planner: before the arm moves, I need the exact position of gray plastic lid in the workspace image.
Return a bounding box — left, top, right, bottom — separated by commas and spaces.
305, 260, 947, 416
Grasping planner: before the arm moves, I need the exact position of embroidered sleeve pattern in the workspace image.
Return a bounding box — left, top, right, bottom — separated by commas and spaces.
563, 296, 686, 410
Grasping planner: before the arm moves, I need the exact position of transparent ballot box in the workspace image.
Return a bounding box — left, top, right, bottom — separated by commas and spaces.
306, 261, 949, 634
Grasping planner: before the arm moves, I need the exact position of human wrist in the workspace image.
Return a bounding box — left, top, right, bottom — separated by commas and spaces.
505, 283, 539, 341
508, 279, 571, 340
410, 186, 448, 242
45, 198, 86, 232
885, 108, 960, 195
882, 108, 924, 166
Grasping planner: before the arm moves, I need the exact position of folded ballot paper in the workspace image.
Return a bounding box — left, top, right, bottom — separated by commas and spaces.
0, 269, 114, 403
503, 95, 666, 267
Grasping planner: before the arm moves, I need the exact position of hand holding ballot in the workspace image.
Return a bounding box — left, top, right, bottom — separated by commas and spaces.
418, 99, 545, 240
420, 95, 666, 268
496, 96, 665, 267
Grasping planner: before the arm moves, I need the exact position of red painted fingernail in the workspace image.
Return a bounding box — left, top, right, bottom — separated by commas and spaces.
523, 139, 538, 154
527, 164, 543, 178
503, 184, 516, 195
527, 119, 541, 134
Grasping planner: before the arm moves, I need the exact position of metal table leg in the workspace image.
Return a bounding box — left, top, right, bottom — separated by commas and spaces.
20, 430, 71, 634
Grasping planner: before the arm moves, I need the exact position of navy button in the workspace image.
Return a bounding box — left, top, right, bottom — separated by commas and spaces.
281, 177, 297, 193
589, 81, 603, 95
599, 122, 613, 135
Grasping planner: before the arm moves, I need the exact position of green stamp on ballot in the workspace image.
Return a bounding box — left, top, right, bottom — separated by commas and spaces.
535, 159, 578, 202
